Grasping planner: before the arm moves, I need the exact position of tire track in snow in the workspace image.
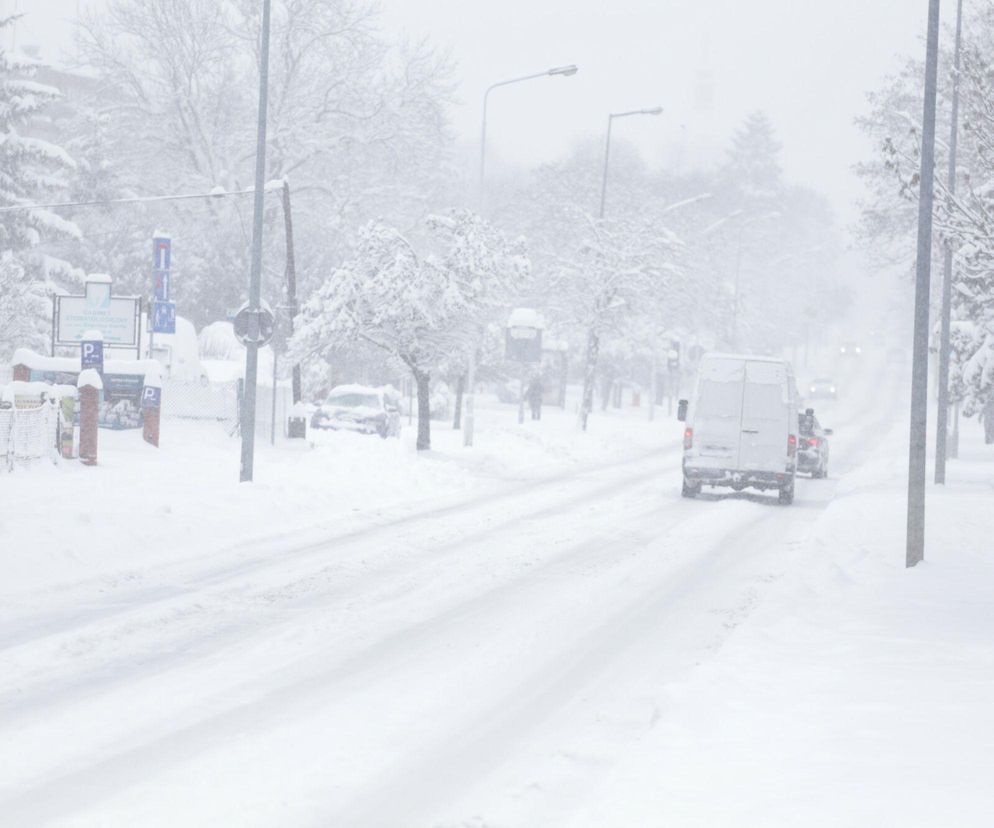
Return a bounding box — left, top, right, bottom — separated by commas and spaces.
0, 365, 902, 824
0, 443, 682, 655
0, 452, 682, 737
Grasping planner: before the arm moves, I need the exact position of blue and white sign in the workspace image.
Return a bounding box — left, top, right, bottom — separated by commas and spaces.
153, 269, 170, 302
153, 236, 171, 271
81, 339, 104, 373
152, 301, 176, 334
141, 386, 161, 409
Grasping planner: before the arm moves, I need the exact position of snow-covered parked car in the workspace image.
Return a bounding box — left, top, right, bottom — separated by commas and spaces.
310, 385, 401, 438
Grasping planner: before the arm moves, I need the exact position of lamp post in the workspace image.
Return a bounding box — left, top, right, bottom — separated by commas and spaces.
239, 0, 272, 483
598, 107, 662, 425
479, 64, 578, 214
907, 0, 942, 568
599, 107, 663, 219
935, 0, 964, 484
466, 63, 578, 447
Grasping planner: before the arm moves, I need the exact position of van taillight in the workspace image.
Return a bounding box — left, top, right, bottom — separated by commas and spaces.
787, 434, 797, 457
684, 427, 694, 450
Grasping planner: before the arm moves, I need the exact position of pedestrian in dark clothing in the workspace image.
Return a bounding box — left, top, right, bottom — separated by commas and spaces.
527, 377, 544, 420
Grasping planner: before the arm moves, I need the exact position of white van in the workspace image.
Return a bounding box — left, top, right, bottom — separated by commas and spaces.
677, 353, 800, 504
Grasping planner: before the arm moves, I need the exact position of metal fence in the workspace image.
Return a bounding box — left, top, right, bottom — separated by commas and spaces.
160, 378, 293, 443
0, 402, 60, 471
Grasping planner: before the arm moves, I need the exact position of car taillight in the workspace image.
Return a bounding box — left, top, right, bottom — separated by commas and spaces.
807, 436, 820, 447
787, 434, 797, 457
684, 427, 694, 450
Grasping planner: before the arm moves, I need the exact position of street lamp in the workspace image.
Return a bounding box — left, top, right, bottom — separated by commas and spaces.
466, 64, 578, 447
936, 0, 964, 483
479, 65, 579, 212
599, 106, 663, 219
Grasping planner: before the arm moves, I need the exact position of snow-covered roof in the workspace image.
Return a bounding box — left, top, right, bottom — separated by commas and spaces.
78, 369, 103, 390
11, 348, 163, 377
702, 352, 789, 365
507, 307, 545, 329
328, 384, 382, 398
86, 273, 112, 284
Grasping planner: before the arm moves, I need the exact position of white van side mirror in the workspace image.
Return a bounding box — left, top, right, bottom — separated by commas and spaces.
677, 399, 688, 422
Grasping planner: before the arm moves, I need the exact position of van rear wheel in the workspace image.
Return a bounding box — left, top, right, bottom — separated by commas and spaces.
682, 478, 701, 499
778, 481, 795, 505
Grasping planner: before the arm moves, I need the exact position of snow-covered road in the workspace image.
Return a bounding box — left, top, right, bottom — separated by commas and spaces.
1, 361, 956, 826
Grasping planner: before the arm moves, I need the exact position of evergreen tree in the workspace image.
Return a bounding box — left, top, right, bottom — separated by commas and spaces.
0, 16, 81, 358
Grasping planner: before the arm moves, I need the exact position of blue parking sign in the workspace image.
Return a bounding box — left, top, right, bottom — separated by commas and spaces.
141, 385, 161, 409
152, 301, 176, 334
81, 339, 104, 373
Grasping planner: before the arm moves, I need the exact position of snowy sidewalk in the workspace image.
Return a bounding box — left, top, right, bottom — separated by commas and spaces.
577, 420, 994, 827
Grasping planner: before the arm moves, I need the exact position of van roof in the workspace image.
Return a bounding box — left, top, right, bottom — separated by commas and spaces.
701, 352, 791, 365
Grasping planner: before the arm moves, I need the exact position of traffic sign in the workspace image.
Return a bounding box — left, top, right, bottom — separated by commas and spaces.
153, 236, 171, 271
141, 386, 161, 409
505, 327, 542, 363
152, 301, 176, 334
233, 302, 275, 347
153, 269, 170, 302
81, 339, 104, 373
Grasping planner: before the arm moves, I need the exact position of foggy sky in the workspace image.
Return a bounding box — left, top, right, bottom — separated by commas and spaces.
10, 0, 942, 219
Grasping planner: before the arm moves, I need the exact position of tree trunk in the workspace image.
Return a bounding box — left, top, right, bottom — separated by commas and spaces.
452, 374, 465, 430
579, 329, 599, 431
415, 369, 431, 450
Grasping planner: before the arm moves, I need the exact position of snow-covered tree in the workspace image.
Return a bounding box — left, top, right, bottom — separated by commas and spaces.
552, 211, 682, 429
0, 18, 82, 358
723, 110, 783, 203
858, 5, 994, 415
75, 0, 454, 328
289, 211, 527, 450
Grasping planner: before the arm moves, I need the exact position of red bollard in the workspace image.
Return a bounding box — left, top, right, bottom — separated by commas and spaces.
77, 370, 103, 466
141, 365, 162, 447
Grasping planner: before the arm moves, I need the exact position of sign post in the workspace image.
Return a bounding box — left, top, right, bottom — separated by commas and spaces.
150, 233, 172, 358
505, 308, 544, 426
54, 276, 140, 356
142, 364, 162, 447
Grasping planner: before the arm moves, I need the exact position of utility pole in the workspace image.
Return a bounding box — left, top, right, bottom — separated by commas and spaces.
239, 0, 272, 483
281, 180, 301, 404
935, 0, 963, 484
907, 0, 942, 567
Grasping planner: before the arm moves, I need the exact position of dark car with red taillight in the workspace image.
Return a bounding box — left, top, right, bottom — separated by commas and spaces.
797, 408, 832, 478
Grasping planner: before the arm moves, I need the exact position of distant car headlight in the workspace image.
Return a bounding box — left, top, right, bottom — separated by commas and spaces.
809, 386, 816, 393
830, 387, 836, 394
855, 347, 862, 354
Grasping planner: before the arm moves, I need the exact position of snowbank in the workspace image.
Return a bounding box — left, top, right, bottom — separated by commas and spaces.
0, 393, 672, 596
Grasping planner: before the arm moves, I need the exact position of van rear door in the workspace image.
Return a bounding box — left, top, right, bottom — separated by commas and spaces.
739, 360, 789, 473
691, 357, 744, 470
